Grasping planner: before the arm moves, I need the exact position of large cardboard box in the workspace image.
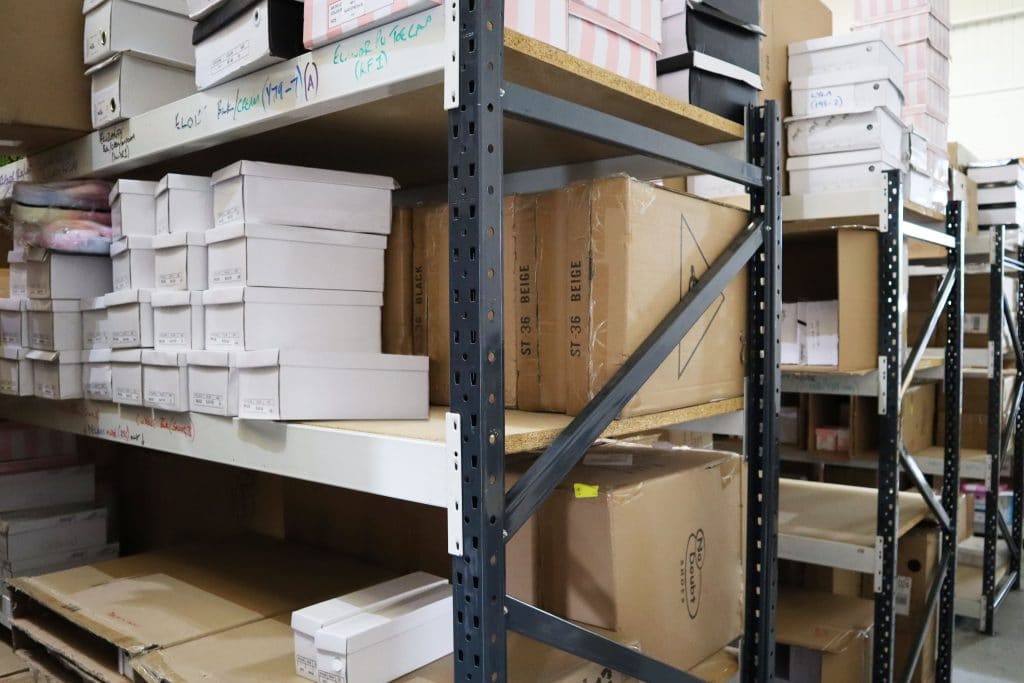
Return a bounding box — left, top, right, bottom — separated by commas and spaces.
775, 589, 873, 683
536, 445, 743, 671
384, 207, 415, 356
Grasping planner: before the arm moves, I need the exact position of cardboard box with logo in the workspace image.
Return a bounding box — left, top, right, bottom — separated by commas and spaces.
775, 589, 873, 683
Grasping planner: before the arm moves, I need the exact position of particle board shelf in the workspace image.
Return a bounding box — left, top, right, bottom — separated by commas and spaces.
779, 478, 932, 574
781, 358, 944, 396
782, 190, 946, 235
0, 11, 740, 198
0, 396, 741, 507
780, 445, 990, 479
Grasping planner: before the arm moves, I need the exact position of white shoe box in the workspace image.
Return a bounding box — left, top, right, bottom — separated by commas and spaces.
236, 350, 428, 420
27, 300, 82, 352
84, 0, 195, 68
203, 287, 381, 352
142, 350, 189, 412
187, 0, 225, 20
905, 168, 932, 207
155, 174, 214, 234
111, 349, 143, 405
28, 350, 84, 400
111, 236, 156, 291
786, 107, 905, 158
969, 162, 1024, 187
313, 583, 452, 683
978, 185, 1024, 207
788, 148, 905, 195
788, 29, 904, 85
86, 52, 195, 129
82, 349, 114, 402
81, 297, 110, 350
7, 250, 27, 300
25, 249, 112, 300
0, 299, 28, 347
0, 347, 33, 397
104, 289, 154, 349
154, 232, 208, 290
0, 504, 108, 564
152, 291, 204, 350
906, 128, 928, 170
206, 222, 385, 291
110, 179, 159, 237
291, 572, 448, 681
979, 206, 1024, 227
211, 161, 395, 234
186, 350, 238, 416
0, 465, 95, 514
791, 69, 903, 118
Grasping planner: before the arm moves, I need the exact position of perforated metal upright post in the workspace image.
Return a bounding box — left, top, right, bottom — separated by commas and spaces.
936, 201, 964, 683
448, 1, 508, 680
983, 226, 1006, 635
1015, 243, 1024, 591
742, 102, 781, 682
873, 170, 903, 681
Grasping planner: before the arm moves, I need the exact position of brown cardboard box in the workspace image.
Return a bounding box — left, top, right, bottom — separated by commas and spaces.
0, 1, 92, 156
902, 385, 937, 454
537, 445, 743, 671
514, 195, 541, 410
549, 178, 747, 417
689, 648, 739, 683
950, 170, 979, 236
783, 228, 879, 371
506, 462, 541, 605
384, 207, 414, 355
948, 142, 980, 172
909, 272, 1017, 353
937, 373, 1017, 449
776, 589, 873, 683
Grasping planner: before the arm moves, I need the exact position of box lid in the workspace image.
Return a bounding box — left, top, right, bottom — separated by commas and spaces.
27, 299, 80, 313
658, 51, 763, 89
234, 349, 429, 371
315, 585, 451, 655
142, 349, 187, 367
186, 349, 237, 367
205, 222, 387, 249
104, 289, 153, 307
291, 572, 448, 638
151, 290, 203, 308
787, 26, 903, 61
0, 503, 107, 537
110, 349, 143, 363
155, 173, 212, 196
26, 350, 84, 364
567, 1, 662, 53
153, 231, 208, 248
80, 296, 108, 312
84, 349, 112, 363
0, 346, 30, 361
791, 67, 902, 92
786, 147, 903, 172
202, 286, 382, 307
23, 248, 108, 264
109, 178, 160, 205
6, 250, 25, 264
784, 104, 904, 127
84, 52, 124, 78
83, 0, 189, 15
211, 160, 397, 191
110, 235, 155, 256
0, 298, 26, 312
776, 589, 874, 654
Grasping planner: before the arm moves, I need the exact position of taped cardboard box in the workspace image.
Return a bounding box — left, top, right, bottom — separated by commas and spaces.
775, 589, 873, 683
535, 445, 743, 671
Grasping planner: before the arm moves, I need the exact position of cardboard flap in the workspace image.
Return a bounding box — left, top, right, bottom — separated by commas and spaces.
27, 299, 80, 313
104, 288, 152, 306
156, 174, 212, 196
141, 350, 187, 367
211, 160, 398, 191
109, 179, 159, 204
776, 589, 873, 653
25, 350, 59, 363
0, 345, 29, 361
80, 296, 108, 311
205, 222, 387, 249
110, 235, 155, 256
153, 231, 207, 248
83, 52, 124, 77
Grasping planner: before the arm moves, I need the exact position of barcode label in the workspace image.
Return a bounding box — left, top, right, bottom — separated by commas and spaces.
894, 575, 912, 616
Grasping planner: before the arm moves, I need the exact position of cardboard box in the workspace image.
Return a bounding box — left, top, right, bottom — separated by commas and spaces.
28, 350, 83, 400
80, 297, 110, 350
854, 7, 951, 56
0, 505, 107, 564
302, 0, 442, 49
536, 445, 743, 670
656, 53, 761, 123
194, 0, 305, 89
0, 466, 93, 517
806, 394, 853, 458
0, 347, 33, 397
141, 350, 189, 411
506, 0, 570, 51
383, 207, 413, 355
568, 4, 659, 89
205, 222, 386, 291
783, 228, 879, 372
1, 542, 120, 583
152, 290, 204, 350
780, 398, 807, 447
84, 0, 195, 68
661, 0, 760, 70
0, 299, 28, 347
111, 235, 157, 291
155, 174, 214, 234
110, 179, 160, 237
212, 161, 395, 234
111, 348, 143, 405
314, 583, 452, 683
86, 52, 195, 129
786, 107, 905, 158
203, 286, 381, 352
0, 1, 91, 156
948, 141, 978, 171
187, 350, 239, 416
967, 161, 1024, 187
977, 184, 1024, 207
775, 589, 873, 683
800, 300, 839, 366
154, 231, 208, 291
788, 148, 904, 194
82, 349, 114, 402
24, 249, 112, 300
815, 426, 851, 453
787, 29, 903, 85
26, 299, 82, 352
901, 383, 936, 454
236, 349, 429, 420
104, 288, 155, 348
8, 251, 28, 301
791, 70, 903, 119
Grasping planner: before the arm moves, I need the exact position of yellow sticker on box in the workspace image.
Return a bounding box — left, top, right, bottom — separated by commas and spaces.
573, 483, 599, 499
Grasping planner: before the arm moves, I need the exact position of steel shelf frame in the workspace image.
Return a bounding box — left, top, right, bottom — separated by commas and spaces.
447, 2, 780, 681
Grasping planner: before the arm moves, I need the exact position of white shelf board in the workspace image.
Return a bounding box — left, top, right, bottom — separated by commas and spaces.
781, 445, 992, 480
781, 359, 944, 396
782, 189, 946, 228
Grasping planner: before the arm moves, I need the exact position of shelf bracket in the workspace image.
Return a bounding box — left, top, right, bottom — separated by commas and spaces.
443, 0, 460, 110
446, 412, 464, 556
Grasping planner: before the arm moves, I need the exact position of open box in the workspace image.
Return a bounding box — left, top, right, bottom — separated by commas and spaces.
28, 351, 84, 400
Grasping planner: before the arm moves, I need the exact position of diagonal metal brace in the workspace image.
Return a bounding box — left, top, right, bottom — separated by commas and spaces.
900, 446, 953, 535
505, 598, 700, 682
504, 222, 764, 538
1000, 377, 1024, 470
1004, 293, 1024, 370
902, 267, 956, 399
997, 510, 1022, 563
899, 550, 952, 683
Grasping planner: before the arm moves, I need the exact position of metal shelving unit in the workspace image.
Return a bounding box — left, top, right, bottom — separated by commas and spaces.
780, 173, 964, 683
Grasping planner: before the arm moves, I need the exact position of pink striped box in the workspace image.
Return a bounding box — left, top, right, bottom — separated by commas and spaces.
855, 8, 950, 57
568, 1, 659, 87
901, 39, 949, 85
304, 0, 442, 49
904, 105, 947, 151
506, 1, 569, 50
855, 0, 950, 27
575, 0, 660, 44
903, 74, 948, 120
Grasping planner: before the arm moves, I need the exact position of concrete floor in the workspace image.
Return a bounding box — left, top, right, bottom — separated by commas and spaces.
953, 590, 1024, 682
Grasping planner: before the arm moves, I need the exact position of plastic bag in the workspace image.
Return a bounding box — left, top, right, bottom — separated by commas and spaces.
7, 180, 114, 254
